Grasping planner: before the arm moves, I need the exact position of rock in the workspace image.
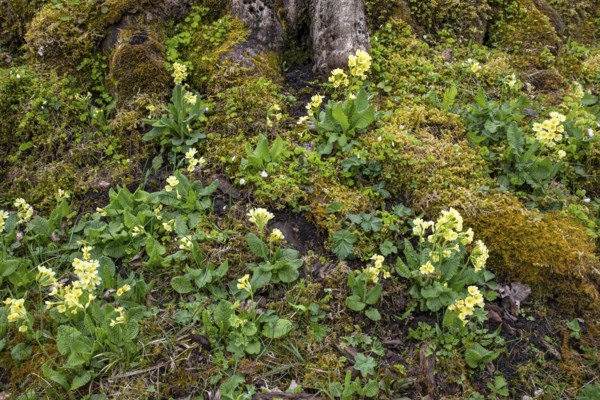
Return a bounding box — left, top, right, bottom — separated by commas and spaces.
309, 0, 370, 73
230, 0, 284, 54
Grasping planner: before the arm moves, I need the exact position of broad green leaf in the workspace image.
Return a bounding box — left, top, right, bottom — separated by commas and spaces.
506, 122, 524, 155
364, 307, 381, 321
365, 284, 382, 305
332, 102, 350, 133
262, 318, 293, 339
70, 372, 92, 391
395, 258, 411, 278
345, 295, 366, 311
247, 233, 268, 259
403, 239, 420, 269
332, 229, 356, 259
171, 276, 193, 294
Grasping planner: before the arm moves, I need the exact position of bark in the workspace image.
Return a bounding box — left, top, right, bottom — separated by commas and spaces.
229, 0, 370, 73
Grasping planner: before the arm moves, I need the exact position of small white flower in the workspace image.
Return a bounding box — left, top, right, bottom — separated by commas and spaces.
588, 129, 594, 138
16, 74, 20, 79
260, 171, 268, 178
239, 178, 246, 185
584, 198, 591, 203
377, 136, 382, 142
399, 125, 405, 130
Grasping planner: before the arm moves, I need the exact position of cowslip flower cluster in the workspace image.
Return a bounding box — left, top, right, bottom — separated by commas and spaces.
364, 254, 391, 284
237, 274, 252, 293
419, 261, 435, 276
532, 112, 566, 148
448, 286, 485, 324
348, 49, 372, 80
45, 246, 100, 314
247, 208, 274, 232
131, 225, 145, 237
37, 265, 57, 287
185, 148, 206, 173
110, 306, 126, 327
179, 236, 193, 251
269, 228, 285, 243
14, 198, 33, 224
470, 240, 489, 272
184, 91, 197, 105
56, 189, 70, 202
267, 104, 283, 128
116, 284, 131, 297
3, 298, 28, 332
422, 208, 473, 246
466, 58, 481, 74
306, 94, 324, 116
165, 176, 180, 192
0, 209, 8, 233
172, 62, 187, 85
328, 68, 350, 88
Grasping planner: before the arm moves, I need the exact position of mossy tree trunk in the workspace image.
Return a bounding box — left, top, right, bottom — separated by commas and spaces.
229, 0, 370, 73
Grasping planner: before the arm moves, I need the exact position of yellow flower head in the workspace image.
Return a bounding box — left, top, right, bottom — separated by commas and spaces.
269, 228, 285, 243
247, 208, 275, 232
172, 62, 188, 85
419, 262, 436, 276
237, 274, 252, 293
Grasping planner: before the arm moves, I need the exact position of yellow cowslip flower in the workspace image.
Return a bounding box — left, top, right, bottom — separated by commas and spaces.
14, 198, 33, 224
470, 240, 489, 272
184, 91, 197, 105
237, 274, 252, 293
412, 218, 434, 236
348, 49, 372, 80
310, 94, 324, 109
36, 265, 57, 287
0, 209, 8, 233
557, 149, 566, 159
56, 189, 70, 201
465, 296, 477, 308
4, 298, 28, 325
247, 208, 275, 232
269, 228, 285, 243
473, 293, 485, 308
96, 207, 108, 217
467, 286, 480, 296
110, 307, 126, 327
179, 236, 193, 251
466, 58, 481, 74
419, 261, 435, 276
443, 249, 452, 258
443, 229, 458, 242
18, 324, 28, 333
131, 226, 145, 237
162, 219, 175, 232
116, 284, 131, 297
297, 116, 308, 125
172, 62, 187, 85
460, 228, 474, 245
165, 176, 179, 192
82, 245, 93, 261
185, 148, 198, 160
371, 254, 384, 268
328, 68, 350, 88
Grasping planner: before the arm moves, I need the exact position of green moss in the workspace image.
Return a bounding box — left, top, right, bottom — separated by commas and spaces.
24, 0, 160, 74
0, 0, 49, 55
107, 27, 170, 105
368, 106, 491, 207
0, 67, 143, 211
487, 0, 562, 69
440, 190, 599, 312
406, 0, 491, 44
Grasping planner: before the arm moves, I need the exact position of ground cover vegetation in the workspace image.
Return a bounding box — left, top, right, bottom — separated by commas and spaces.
0, 0, 600, 398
